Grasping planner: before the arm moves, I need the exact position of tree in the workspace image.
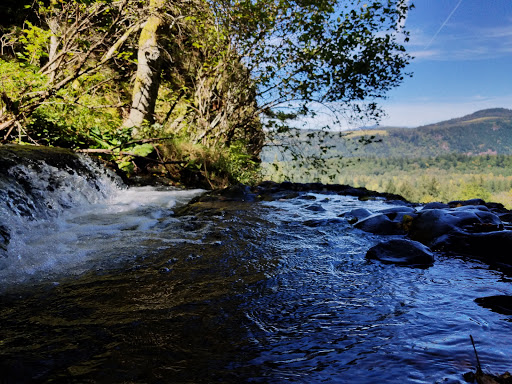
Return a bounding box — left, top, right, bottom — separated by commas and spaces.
0, 0, 413, 185
216, 0, 413, 171
0, 0, 144, 139
124, 0, 412, 141
224, 0, 412, 124
123, 0, 167, 134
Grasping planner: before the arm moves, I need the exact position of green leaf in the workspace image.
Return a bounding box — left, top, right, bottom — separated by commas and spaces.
131, 144, 154, 157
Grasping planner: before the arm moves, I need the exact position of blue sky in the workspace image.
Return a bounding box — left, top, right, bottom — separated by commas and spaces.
379, 0, 512, 127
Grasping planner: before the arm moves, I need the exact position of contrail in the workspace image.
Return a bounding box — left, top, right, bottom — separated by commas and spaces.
424, 0, 463, 49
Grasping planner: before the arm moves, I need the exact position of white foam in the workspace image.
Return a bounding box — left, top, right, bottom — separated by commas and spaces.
0, 156, 205, 288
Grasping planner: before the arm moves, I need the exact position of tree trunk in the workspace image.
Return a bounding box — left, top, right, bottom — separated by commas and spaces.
47, 18, 59, 84
123, 0, 166, 137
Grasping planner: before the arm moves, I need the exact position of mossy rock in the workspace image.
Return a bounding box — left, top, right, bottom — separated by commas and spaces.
0, 144, 81, 174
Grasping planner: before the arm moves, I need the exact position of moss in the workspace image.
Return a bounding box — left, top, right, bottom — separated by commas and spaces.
0, 144, 80, 172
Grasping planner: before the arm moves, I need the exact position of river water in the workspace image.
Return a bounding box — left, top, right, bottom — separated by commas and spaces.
0, 158, 511, 383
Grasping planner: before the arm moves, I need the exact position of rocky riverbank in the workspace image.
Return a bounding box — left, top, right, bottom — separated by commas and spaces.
178, 181, 512, 320
181, 180, 512, 270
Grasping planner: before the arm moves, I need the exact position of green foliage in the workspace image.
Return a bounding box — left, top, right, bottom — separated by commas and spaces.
131, 144, 155, 157
27, 109, 94, 148
458, 181, 492, 202
227, 0, 412, 120
17, 21, 51, 65
0, 58, 48, 101
1, 0, 414, 187
223, 141, 261, 185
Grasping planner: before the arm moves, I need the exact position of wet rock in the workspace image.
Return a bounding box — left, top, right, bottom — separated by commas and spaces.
475, 295, 512, 316
463, 370, 512, 384
205, 184, 258, 202
448, 198, 486, 207
409, 206, 502, 244
0, 225, 9, 257
341, 208, 373, 224
485, 202, 507, 211
366, 239, 434, 267
377, 206, 416, 216
0, 144, 82, 172
354, 213, 405, 235
423, 202, 449, 209
352, 206, 417, 235
298, 194, 317, 200
305, 204, 326, 212
431, 230, 512, 266
303, 218, 345, 227
498, 212, 512, 223
377, 206, 418, 224
253, 181, 408, 202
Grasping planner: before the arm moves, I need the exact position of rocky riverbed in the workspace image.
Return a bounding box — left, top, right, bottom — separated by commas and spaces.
179, 181, 512, 319
1, 145, 512, 383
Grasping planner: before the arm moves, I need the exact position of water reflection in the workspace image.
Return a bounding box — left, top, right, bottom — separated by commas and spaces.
1, 193, 511, 383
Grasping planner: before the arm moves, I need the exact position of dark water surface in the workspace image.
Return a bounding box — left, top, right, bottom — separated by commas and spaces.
1, 191, 511, 383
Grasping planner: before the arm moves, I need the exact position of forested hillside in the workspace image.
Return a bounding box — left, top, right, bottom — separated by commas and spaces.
359, 108, 512, 157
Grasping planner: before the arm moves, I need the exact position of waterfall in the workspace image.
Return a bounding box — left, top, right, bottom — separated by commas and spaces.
0, 145, 204, 288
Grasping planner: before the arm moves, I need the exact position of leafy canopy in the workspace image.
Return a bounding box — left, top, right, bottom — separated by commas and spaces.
214, 0, 412, 126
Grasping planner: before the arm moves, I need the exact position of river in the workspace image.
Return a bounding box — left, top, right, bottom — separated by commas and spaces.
0, 153, 511, 383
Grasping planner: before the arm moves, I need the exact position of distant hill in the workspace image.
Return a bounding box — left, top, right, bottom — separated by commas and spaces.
262, 108, 512, 161
333, 108, 512, 158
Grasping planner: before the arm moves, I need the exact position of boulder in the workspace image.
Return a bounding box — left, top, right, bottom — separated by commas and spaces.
366, 239, 434, 267
422, 202, 449, 210
448, 198, 486, 207
431, 230, 512, 266
354, 213, 404, 235
377, 206, 418, 224
475, 295, 512, 316
341, 208, 373, 224
498, 212, 512, 223
409, 206, 502, 244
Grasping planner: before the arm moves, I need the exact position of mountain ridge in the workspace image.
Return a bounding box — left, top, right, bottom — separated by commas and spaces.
343, 108, 512, 158
418, 108, 512, 128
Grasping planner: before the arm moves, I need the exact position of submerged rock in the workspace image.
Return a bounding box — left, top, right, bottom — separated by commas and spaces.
475, 295, 512, 316
431, 230, 512, 265
354, 213, 405, 235
366, 239, 434, 267
303, 218, 345, 227
409, 206, 502, 244
305, 204, 326, 212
